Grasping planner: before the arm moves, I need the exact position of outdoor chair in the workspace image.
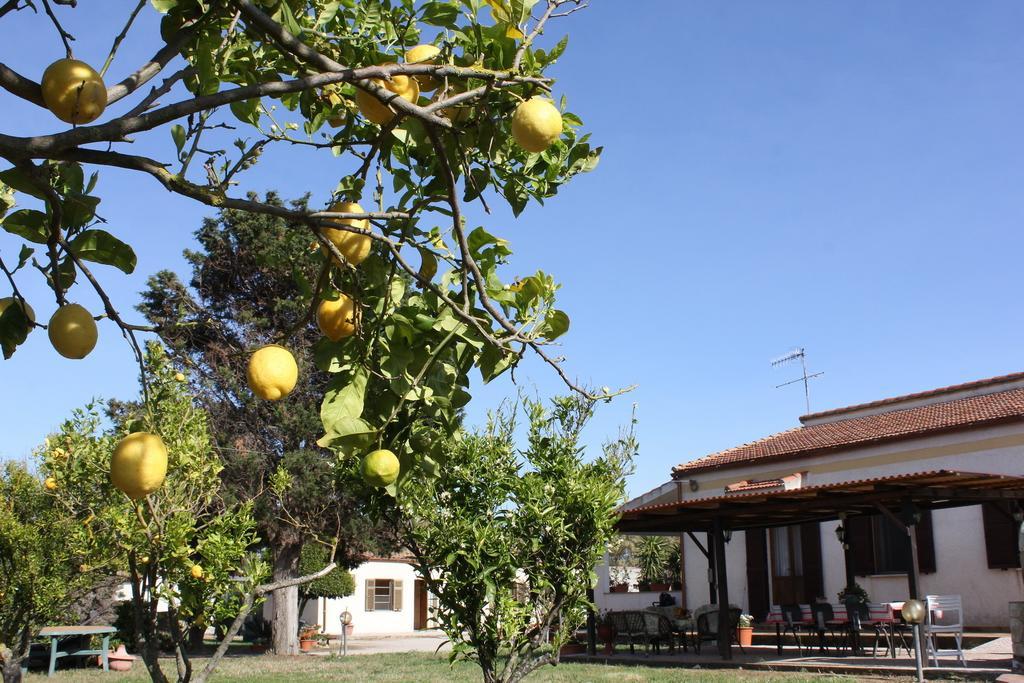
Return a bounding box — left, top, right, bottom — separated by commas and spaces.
924, 594, 966, 667
809, 602, 844, 654
609, 611, 648, 655
867, 603, 911, 659
843, 599, 871, 655
694, 607, 743, 654
780, 603, 809, 655
641, 611, 677, 654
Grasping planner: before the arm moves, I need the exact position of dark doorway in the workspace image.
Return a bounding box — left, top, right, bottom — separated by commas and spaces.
768, 522, 823, 604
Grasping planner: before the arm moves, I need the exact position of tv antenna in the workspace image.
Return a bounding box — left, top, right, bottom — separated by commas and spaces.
771, 347, 823, 414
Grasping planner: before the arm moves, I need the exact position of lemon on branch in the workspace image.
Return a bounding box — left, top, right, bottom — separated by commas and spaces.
355, 65, 419, 125
247, 344, 298, 401
405, 44, 442, 91
48, 304, 98, 359
317, 294, 359, 341
511, 97, 563, 153
110, 432, 168, 499
362, 449, 400, 487
320, 201, 371, 266
41, 58, 107, 124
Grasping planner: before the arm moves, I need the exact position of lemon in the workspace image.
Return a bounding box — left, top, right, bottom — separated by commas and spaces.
405, 44, 442, 91
48, 304, 98, 359
434, 84, 474, 124
317, 294, 359, 341
355, 64, 420, 125
0, 296, 35, 325
511, 97, 563, 153
41, 58, 107, 125
247, 344, 298, 400
320, 201, 371, 266
362, 449, 400, 487
110, 432, 168, 499
190, 565, 204, 579
44, 477, 57, 491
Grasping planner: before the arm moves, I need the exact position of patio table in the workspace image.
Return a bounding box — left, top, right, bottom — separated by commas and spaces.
38, 624, 117, 677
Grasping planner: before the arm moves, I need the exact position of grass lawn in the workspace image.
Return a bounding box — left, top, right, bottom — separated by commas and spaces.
26, 651, 883, 682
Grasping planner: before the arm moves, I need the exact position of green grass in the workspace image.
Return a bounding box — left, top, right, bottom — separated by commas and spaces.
26, 651, 872, 683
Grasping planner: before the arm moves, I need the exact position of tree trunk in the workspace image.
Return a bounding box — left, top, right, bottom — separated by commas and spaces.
1, 646, 22, 683
270, 542, 302, 655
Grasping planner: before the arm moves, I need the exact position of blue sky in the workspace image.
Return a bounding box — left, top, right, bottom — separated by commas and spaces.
2, 2, 1024, 497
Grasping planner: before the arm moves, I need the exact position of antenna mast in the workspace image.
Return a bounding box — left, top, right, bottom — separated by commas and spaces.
771, 347, 824, 413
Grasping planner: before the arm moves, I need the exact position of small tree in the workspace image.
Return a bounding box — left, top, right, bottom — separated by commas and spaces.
636, 537, 672, 586
0, 463, 97, 683
396, 395, 635, 683
297, 544, 355, 618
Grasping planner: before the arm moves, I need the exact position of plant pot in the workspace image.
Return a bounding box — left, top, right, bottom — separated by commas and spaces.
98, 644, 134, 671
559, 642, 586, 656
609, 583, 628, 593
299, 638, 317, 652
637, 583, 651, 592
737, 626, 753, 647
648, 582, 671, 592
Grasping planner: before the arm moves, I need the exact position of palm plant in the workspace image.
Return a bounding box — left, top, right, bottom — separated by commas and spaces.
636, 536, 672, 585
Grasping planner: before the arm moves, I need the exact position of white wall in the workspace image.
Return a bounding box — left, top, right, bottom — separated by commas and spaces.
319, 560, 419, 636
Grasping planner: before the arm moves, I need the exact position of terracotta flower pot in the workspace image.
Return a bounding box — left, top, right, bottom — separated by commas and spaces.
737, 626, 753, 647
597, 625, 616, 655
648, 582, 671, 592
609, 583, 628, 593
559, 642, 586, 656
299, 638, 317, 652
99, 644, 134, 671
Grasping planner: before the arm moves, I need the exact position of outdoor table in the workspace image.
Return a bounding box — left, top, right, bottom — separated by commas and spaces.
868, 602, 907, 659
672, 617, 693, 651
38, 624, 117, 677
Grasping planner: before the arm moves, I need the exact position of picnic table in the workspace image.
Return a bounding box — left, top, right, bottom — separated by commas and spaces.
38, 625, 117, 677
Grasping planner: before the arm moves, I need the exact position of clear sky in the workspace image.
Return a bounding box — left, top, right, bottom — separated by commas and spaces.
2, 2, 1023, 498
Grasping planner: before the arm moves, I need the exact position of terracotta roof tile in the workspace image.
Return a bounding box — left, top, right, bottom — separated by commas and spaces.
672, 386, 1024, 478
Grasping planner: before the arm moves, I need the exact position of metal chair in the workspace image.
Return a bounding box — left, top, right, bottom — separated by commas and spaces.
809, 602, 842, 654
924, 594, 966, 667
694, 607, 743, 654
780, 603, 808, 655
642, 611, 677, 654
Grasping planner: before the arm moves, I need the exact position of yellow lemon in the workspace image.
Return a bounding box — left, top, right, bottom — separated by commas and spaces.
0, 296, 35, 325
41, 58, 107, 125
405, 44, 442, 91
434, 84, 474, 124
511, 97, 563, 153
316, 294, 359, 341
355, 64, 420, 125
190, 565, 204, 579
44, 477, 57, 491
362, 449, 400, 487
174, 372, 186, 382
110, 432, 168, 499
247, 344, 298, 401
320, 201, 371, 266
48, 304, 98, 359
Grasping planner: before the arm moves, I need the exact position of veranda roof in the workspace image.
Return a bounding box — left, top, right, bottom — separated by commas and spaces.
617, 470, 1024, 534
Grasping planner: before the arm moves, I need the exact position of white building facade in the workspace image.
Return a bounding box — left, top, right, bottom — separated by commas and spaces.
600, 372, 1024, 628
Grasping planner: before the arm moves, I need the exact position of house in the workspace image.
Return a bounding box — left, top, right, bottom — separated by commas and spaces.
294, 554, 438, 636
600, 371, 1024, 628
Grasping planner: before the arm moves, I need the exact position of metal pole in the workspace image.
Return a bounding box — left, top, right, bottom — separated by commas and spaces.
912, 623, 924, 683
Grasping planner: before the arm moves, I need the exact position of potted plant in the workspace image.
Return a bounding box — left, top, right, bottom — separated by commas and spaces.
298, 624, 321, 652
558, 637, 587, 656
837, 582, 869, 607
608, 566, 629, 593
597, 611, 617, 656
636, 536, 671, 592
737, 613, 754, 647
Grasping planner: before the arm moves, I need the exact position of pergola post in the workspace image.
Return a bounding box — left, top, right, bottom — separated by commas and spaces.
707, 531, 718, 605
712, 517, 732, 660
586, 587, 596, 656
904, 503, 921, 600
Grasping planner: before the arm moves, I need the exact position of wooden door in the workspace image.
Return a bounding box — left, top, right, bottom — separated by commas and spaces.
414, 579, 428, 630
769, 525, 804, 605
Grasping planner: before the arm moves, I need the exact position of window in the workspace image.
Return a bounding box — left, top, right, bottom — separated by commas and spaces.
364, 579, 403, 612
982, 502, 1021, 569
871, 515, 912, 574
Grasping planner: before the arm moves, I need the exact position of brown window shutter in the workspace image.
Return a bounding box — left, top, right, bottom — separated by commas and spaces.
365, 580, 375, 612
846, 515, 875, 576
914, 510, 936, 574
800, 522, 824, 602
982, 502, 1021, 569
745, 529, 770, 622
392, 580, 403, 611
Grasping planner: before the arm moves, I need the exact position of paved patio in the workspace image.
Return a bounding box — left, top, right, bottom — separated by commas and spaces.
565, 636, 1014, 680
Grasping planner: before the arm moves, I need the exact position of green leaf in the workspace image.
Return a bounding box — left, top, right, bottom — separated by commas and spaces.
540, 309, 570, 340
62, 192, 101, 230
0, 168, 46, 200
321, 369, 369, 431
16, 244, 33, 270
421, 2, 459, 27
150, 0, 179, 12
0, 302, 33, 360
171, 124, 187, 154
1, 209, 48, 243
69, 229, 137, 274
229, 99, 261, 126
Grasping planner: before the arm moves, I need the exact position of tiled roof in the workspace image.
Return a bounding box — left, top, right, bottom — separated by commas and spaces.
672, 385, 1024, 478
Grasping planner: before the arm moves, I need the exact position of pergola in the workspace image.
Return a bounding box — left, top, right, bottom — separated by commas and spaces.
610, 470, 1024, 660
